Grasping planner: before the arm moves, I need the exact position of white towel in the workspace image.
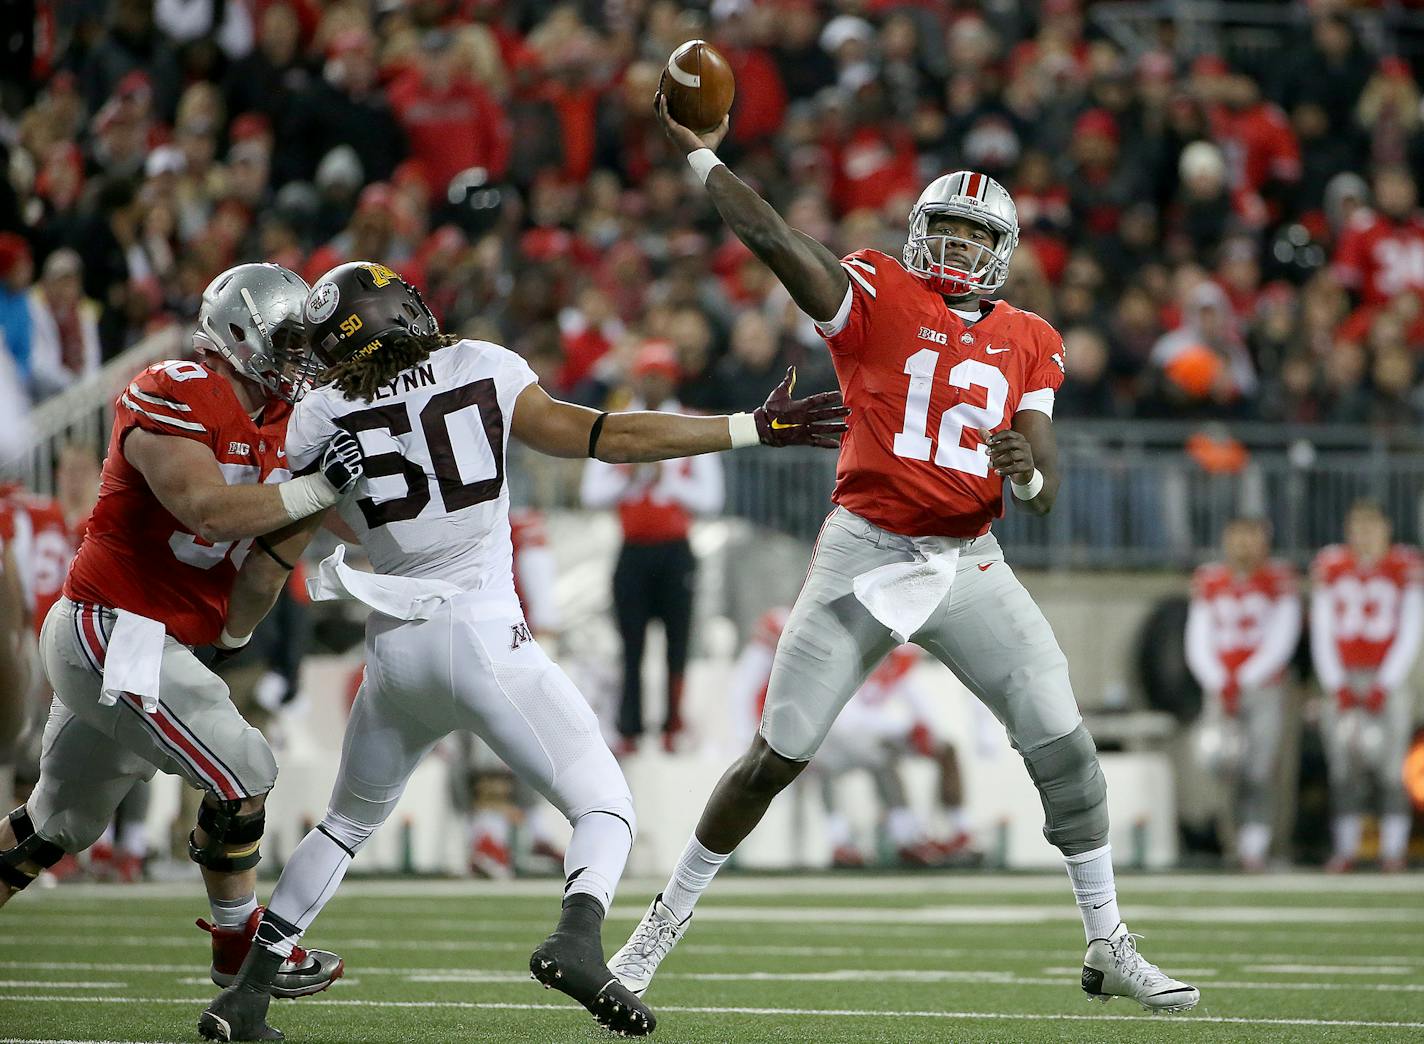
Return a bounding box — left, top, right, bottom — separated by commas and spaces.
852, 546, 960, 643
100, 610, 166, 713
307, 545, 464, 621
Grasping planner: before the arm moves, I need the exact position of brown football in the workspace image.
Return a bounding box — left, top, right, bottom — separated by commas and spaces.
662, 39, 736, 134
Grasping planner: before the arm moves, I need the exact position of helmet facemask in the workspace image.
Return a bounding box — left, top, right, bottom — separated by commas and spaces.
903, 208, 1015, 298
194, 265, 318, 404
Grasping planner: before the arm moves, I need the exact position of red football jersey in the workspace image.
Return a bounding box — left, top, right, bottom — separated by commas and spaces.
64, 359, 292, 646
1, 489, 77, 637
819, 249, 1066, 538
1311, 544, 1424, 671
1190, 560, 1298, 676
1333, 210, 1424, 307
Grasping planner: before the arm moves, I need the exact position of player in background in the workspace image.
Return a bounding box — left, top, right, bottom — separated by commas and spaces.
0, 264, 361, 1003
458, 507, 568, 878
729, 607, 974, 868
1185, 518, 1301, 871
198, 261, 845, 1042
611, 97, 1199, 1015
1310, 501, 1422, 872
0, 530, 26, 780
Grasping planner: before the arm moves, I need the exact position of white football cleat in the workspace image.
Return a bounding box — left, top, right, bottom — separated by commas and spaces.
1081, 924, 1199, 1013
608, 893, 689, 997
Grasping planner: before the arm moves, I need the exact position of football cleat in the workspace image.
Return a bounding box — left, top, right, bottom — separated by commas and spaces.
468, 834, 513, 880
529, 929, 655, 1037
1081, 924, 1199, 1013
198, 907, 344, 998
609, 893, 689, 998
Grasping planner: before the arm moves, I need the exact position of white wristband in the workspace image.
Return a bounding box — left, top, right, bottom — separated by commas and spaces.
1010, 468, 1044, 501
218, 626, 252, 650
278, 473, 340, 520
728, 412, 760, 449
688, 148, 725, 186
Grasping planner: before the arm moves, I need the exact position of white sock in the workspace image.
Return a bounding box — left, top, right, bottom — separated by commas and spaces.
1064, 843, 1120, 942
886, 806, 921, 846
562, 810, 633, 913
265, 814, 369, 955
118, 821, 149, 859
661, 835, 729, 921
1332, 814, 1362, 861
1380, 813, 1411, 862
824, 812, 852, 849
1237, 822, 1271, 864
209, 892, 258, 931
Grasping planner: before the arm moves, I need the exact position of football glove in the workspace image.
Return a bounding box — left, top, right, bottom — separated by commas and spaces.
753, 367, 850, 448
320, 430, 364, 495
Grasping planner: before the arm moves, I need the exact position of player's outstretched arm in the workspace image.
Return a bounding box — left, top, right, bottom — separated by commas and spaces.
218, 514, 325, 653
655, 93, 848, 324
125, 429, 362, 542
980, 411, 1059, 515
512, 368, 847, 463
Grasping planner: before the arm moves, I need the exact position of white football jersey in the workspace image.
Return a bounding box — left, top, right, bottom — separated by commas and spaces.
287, 339, 537, 603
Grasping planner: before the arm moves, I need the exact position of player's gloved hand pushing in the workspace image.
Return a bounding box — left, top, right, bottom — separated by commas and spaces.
753, 367, 849, 449
319, 430, 364, 495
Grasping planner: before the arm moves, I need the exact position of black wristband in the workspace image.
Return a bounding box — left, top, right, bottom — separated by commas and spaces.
254, 535, 295, 571
587, 412, 609, 459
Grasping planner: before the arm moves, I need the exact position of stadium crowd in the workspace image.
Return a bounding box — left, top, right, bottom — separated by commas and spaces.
1, 0, 1424, 429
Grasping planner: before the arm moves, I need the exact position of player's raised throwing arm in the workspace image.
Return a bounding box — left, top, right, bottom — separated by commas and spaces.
512, 369, 847, 462
654, 94, 848, 324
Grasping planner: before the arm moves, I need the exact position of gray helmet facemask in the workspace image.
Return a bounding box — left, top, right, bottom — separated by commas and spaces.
193, 263, 317, 404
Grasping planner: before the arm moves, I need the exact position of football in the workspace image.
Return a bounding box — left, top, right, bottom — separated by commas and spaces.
662, 39, 736, 134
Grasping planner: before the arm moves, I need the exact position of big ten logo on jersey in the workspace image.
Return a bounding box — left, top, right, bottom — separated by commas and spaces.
228, 441, 251, 457
917, 326, 948, 346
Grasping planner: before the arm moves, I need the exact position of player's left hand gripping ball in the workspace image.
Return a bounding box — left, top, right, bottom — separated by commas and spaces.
753, 367, 850, 448
979, 426, 1034, 481
321, 429, 365, 495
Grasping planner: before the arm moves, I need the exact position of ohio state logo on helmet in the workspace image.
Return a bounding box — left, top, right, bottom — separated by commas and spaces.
902, 171, 1020, 298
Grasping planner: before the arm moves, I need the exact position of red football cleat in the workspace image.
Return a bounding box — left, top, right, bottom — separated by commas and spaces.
197, 906, 344, 998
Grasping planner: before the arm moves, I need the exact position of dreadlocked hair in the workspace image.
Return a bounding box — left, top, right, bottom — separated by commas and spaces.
325, 332, 460, 401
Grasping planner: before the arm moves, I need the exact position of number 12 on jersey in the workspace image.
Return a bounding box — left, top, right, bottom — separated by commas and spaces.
892, 349, 1009, 477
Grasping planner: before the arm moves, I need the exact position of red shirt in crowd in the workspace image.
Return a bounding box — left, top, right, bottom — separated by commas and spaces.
1333, 208, 1424, 306
386, 70, 510, 195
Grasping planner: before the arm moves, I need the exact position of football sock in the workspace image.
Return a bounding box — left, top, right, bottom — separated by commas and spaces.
1064, 843, 1120, 942
209, 892, 259, 931
1237, 822, 1271, 864
1380, 813, 1411, 863
1331, 814, 1362, 861
661, 836, 729, 922
562, 810, 632, 914
264, 817, 367, 954
886, 806, 921, 847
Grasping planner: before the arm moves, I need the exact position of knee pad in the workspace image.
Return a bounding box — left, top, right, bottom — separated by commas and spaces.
1022, 724, 1109, 857
315, 808, 377, 857
0, 805, 67, 891
188, 798, 265, 873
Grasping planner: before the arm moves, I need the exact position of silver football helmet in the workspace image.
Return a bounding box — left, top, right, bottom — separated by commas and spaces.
903, 170, 1020, 297
193, 263, 318, 404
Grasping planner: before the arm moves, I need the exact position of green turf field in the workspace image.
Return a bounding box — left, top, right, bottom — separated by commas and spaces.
2, 872, 1422, 1043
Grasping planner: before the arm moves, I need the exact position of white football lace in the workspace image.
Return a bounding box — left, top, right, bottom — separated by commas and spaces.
1109, 932, 1171, 988
619, 913, 683, 977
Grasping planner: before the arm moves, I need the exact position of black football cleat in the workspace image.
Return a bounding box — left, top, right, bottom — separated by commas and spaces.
530, 931, 657, 1037
198, 987, 282, 1042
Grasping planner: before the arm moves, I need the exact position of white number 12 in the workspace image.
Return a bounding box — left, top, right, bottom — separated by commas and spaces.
891, 349, 1009, 477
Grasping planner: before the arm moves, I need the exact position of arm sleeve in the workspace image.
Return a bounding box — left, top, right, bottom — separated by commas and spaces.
1185, 597, 1227, 692
659, 453, 725, 516
1377, 584, 1424, 691
1310, 586, 1347, 692
1236, 594, 1303, 689
579, 458, 632, 509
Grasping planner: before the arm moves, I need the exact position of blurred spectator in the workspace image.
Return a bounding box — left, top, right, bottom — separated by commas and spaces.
0, 235, 34, 386
288, 29, 404, 185
1333, 166, 1424, 307
579, 341, 724, 755
1147, 281, 1256, 417
27, 250, 102, 401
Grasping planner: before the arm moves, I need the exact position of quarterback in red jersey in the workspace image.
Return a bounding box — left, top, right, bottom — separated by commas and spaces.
611, 95, 1198, 1015
1185, 518, 1301, 870
1310, 501, 1422, 872
0, 263, 361, 997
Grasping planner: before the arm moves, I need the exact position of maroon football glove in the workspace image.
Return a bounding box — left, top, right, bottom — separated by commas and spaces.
753, 367, 849, 448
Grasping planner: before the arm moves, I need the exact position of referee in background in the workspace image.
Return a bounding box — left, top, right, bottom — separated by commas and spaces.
581, 341, 724, 755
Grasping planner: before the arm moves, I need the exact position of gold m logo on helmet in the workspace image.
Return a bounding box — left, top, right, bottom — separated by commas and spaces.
362, 263, 399, 288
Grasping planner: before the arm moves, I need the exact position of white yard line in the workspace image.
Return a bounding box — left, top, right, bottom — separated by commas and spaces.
0, 981, 125, 989
0, 995, 1420, 1030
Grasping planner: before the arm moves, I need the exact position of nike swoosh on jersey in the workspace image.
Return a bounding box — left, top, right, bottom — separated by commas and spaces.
985, 346, 1011, 354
